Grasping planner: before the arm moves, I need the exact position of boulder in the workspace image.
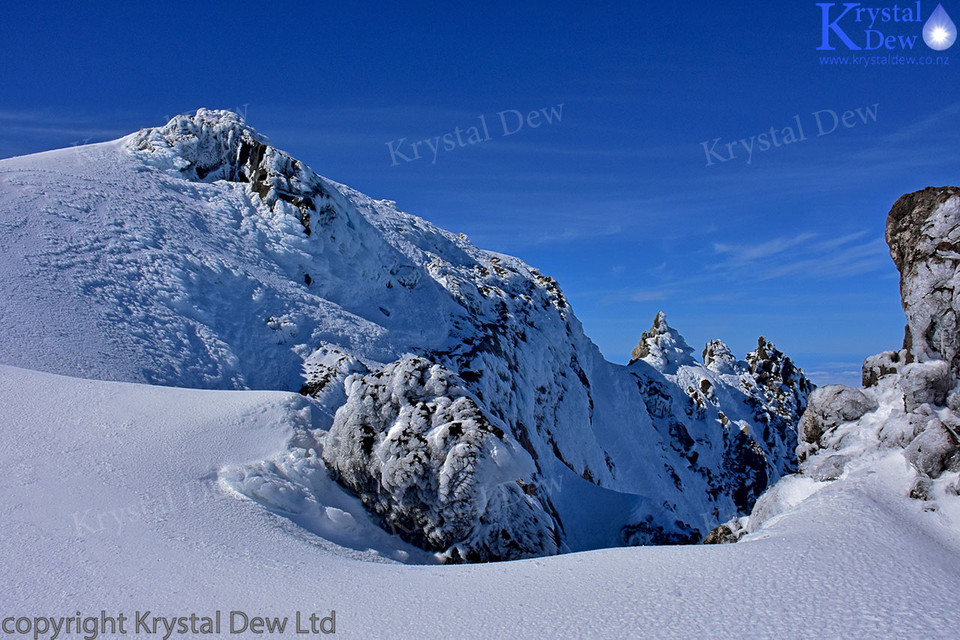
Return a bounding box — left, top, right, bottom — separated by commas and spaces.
798, 385, 878, 448
811, 454, 850, 482
898, 360, 952, 412
877, 412, 930, 448
322, 357, 560, 562
904, 420, 960, 478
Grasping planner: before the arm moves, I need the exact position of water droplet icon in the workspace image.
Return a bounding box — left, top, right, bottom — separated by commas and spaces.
923, 3, 957, 50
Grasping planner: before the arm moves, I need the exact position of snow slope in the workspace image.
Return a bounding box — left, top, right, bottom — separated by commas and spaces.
2, 364, 958, 639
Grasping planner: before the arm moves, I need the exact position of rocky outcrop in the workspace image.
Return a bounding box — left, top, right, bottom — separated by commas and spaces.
131, 109, 331, 235
621, 314, 816, 529
745, 337, 814, 426
702, 518, 747, 545
898, 361, 953, 412
629, 311, 697, 373
702, 339, 739, 375
886, 186, 960, 374
904, 419, 960, 478
321, 357, 560, 562
743, 187, 960, 541
862, 350, 906, 388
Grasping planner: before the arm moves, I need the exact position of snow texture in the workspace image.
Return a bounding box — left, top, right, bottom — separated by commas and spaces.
1, 364, 959, 638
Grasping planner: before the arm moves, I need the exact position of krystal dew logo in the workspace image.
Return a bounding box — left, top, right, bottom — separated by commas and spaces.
817, 2, 957, 50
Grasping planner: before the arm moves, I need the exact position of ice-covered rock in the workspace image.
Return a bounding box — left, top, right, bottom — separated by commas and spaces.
629, 312, 697, 373
877, 411, 930, 448
898, 360, 952, 412
903, 420, 960, 479
701, 517, 747, 545
702, 339, 740, 375
886, 186, 960, 375
736, 186, 960, 546
131, 109, 333, 236
321, 357, 559, 562
810, 454, 850, 482
861, 350, 907, 388
797, 385, 877, 460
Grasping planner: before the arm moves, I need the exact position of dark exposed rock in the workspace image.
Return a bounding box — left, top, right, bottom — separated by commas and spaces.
621, 516, 700, 546
745, 336, 814, 425
910, 476, 933, 501
723, 428, 769, 512
862, 350, 906, 388
702, 520, 746, 545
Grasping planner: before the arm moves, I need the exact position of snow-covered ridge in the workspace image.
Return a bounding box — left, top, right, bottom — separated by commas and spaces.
0, 109, 813, 561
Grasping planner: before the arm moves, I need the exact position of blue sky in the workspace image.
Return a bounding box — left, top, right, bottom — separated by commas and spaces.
2, 0, 958, 384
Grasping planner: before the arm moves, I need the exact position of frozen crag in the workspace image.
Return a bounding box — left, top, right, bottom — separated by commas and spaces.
0, 110, 813, 561
887, 186, 960, 375
321, 357, 559, 562
730, 187, 960, 545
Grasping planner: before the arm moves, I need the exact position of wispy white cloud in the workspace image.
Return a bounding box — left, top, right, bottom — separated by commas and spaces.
709, 232, 889, 281
713, 232, 818, 265
533, 224, 623, 245
626, 289, 676, 302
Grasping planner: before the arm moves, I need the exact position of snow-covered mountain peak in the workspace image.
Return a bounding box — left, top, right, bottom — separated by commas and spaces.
629, 311, 697, 373
0, 113, 815, 561
129, 109, 330, 231
130, 109, 264, 175
702, 339, 740, 375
